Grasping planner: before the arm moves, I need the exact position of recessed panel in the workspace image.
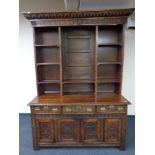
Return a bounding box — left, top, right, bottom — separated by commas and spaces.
64, 83, 94, 93
35, 27, 58, 45
66, 66, 91, 80
37, 65, 60, 81
98, 65, 121, 79
68, 38, 90, 50
36, 47, 59, 63
98, 47, 118, 62
68, 53, 90, 66
38, 83, 60, 95
98, 83, 118, 93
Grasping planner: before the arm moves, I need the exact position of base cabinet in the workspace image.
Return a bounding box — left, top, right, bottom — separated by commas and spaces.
32, 117, 126, 150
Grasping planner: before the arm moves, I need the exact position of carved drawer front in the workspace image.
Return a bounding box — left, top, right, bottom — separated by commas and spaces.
63, 105, 95, 114
105, 119, 121, 143
57, 119, 80, 143
97, 105, 126, 113
33, 106, 60, 114
81, 119, 102, 143
36, 119, 54, 144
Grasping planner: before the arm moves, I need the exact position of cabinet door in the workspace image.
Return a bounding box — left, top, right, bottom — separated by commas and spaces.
36, 119, 54, 144
105, 119, 121, 143
81, 119, 101, 143
57, 119, 80, 143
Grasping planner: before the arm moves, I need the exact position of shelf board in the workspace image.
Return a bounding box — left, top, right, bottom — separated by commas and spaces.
97, 62, 122, 65
67, 35, 90, 39
35, 44, 59, 48
36, 62, 60, 66
38, 80, 60, 84
63, 92, 95, 96
98, 43, 122, 47
40, 93, 61, 96
67, 65, 90, 67
63, 79, 95, 84
68, 50, 91, 53
98, 78, 121, 83
44, 91, 60, 94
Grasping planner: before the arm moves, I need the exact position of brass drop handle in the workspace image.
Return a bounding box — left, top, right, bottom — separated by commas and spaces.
86, 107, 93, 112
100, 107, 106, 111
35, 107, 40, 111
52, 107, 58, 112
65, 108, 72, 112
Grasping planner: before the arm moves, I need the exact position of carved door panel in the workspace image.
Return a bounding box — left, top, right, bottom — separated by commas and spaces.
36, 119, 54, 144
57, 119, 80, 143
81, 119, 102, 143
105, 119, 121, 143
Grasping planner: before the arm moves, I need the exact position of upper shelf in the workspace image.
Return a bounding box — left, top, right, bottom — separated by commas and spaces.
35, 44, 59, 48
97, 62, 122, 65
98, 43, 122, 47
36, 62, 60, 66
63, 79, 95, 84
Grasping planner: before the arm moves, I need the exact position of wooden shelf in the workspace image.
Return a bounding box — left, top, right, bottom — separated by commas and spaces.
97, 62, 122, 65
44, 91, 60, 94
67, 35, 90, 39
35, 44, 59, 48
98, 43, 122, 47
67, 65, 90, 67
68, 50, 91, 53
38, 80, 60, 84
63, 79, 95, 84
98, 78, 120, 83
63, 92, 95, 96
36, 62, 60, 66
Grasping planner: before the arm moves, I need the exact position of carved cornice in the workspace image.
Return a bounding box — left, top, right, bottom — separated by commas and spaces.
22, 8, 134, 20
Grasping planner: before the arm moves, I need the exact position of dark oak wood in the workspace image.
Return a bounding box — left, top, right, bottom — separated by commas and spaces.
23, 8, 134, 150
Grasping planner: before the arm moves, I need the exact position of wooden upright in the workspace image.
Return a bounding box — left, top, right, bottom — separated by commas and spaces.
23, 8, 134, 150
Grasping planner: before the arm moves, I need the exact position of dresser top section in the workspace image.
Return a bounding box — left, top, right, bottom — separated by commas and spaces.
29, 94, 130, 106
22, 8, 134, 20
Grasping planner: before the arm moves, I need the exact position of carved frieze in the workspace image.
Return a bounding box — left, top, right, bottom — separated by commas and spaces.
23, 9, 134, 20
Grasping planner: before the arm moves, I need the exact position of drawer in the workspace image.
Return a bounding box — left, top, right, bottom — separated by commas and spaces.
32, 106, 61, 114
63, 105, 95, 114
97, 105, 126, 114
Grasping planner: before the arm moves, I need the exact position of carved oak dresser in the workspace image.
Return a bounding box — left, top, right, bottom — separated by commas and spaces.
23, 8, 134, 150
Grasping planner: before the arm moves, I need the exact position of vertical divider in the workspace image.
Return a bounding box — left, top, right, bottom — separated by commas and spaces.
95, 26, 98, 98
118, 25, 124, 94
33, 27, 39, 96
58, 27, 63, 96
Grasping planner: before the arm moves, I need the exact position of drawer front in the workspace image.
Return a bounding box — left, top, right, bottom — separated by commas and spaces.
32, 106, 60, 114
32, 105, 126, 114
97, 105, 126, 114
63, 105, 95, 114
